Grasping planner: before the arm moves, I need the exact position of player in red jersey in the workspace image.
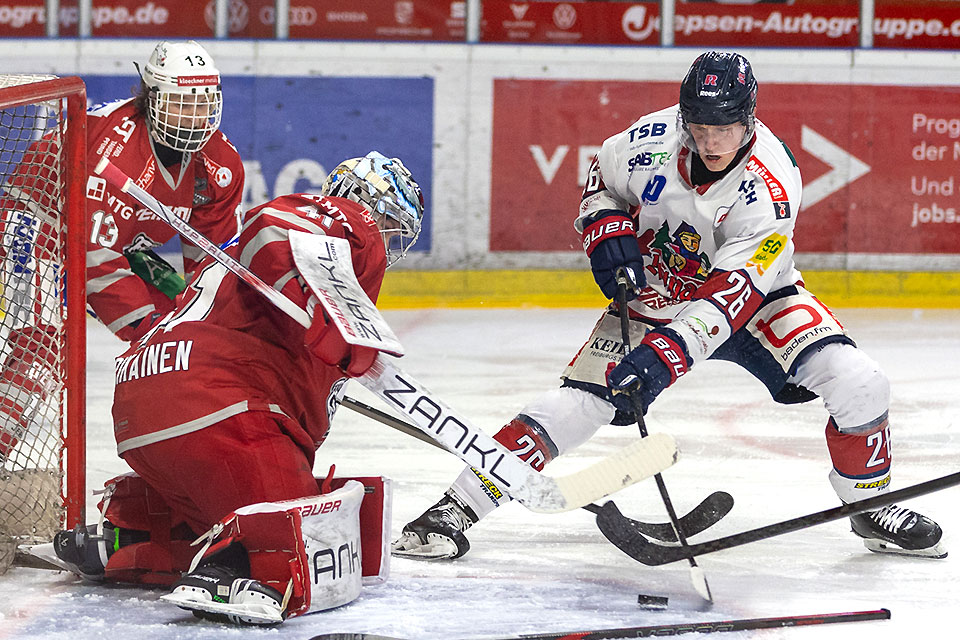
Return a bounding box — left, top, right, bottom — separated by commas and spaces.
85, 39, 243, 341
0, 41, 242, 463
44, 152, 423, 625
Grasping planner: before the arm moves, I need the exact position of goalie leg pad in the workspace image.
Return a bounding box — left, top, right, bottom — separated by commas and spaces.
42, 473, 195, 585
319, 475, 392, 584
175, 481, 365, 621
99, 473, 196, 585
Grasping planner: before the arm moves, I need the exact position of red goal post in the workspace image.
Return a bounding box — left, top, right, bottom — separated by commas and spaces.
0, 76, 87, 562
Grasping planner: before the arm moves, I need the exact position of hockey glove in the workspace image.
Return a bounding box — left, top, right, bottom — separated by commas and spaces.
581, 210, 646, 300
305, 307, 378, 377
606, 328, 691, 415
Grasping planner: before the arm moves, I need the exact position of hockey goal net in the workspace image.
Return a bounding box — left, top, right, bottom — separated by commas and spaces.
0, 76, 86, 573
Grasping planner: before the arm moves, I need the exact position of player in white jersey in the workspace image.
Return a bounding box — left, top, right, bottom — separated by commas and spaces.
394, 51, 945, 561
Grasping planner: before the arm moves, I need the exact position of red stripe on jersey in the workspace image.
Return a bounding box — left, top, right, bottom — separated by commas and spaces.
746, 155, 788, 202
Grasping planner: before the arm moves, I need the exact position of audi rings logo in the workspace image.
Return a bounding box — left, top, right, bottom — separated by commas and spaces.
552, 3, 576, 30
203, 0, 249, 33
260, 4, 318, 27
622, 5, 656, 41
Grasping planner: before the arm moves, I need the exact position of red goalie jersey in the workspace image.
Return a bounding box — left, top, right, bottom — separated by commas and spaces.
111, 193, 387, 463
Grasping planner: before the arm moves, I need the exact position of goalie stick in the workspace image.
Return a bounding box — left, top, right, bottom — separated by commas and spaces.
598, 469, 960, 565
94, 157, 679, 515
340, 395, 733, 541
307, 608, 890, 640
613, 271, 711, 602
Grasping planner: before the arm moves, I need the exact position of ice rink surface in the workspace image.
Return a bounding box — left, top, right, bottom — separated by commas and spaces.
1, 307, 958, 640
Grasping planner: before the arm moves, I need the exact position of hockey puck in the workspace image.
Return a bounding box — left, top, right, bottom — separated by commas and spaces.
637, 594, 669, 609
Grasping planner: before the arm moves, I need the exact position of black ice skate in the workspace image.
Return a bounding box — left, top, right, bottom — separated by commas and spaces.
50, 523, 118, 581
850, 504, 947, 558
392, 491, 478, 560
161, 563, 286, 626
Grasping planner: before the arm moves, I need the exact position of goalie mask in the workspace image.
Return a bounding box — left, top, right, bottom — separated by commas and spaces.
677, 51, 758, 156
321, 152, 424, 267
139, 41, 223, 153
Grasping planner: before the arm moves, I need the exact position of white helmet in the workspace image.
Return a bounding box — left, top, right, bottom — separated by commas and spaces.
140, 41, 223, 153
321, 152, 424, 267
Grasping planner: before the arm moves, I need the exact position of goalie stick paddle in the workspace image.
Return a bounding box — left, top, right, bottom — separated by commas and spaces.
306, 608, 890, 640
94, 157, 678, 515
358, 356, 677, 513
340, 395, 733, 541
598, 469, 960, 565
614, 270, 711, 603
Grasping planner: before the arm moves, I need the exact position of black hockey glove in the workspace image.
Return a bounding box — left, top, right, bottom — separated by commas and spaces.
580, 210, 645, 300
606, 328, 691, 415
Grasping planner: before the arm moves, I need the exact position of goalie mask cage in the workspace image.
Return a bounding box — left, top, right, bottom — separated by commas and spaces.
0, 76, 86, 570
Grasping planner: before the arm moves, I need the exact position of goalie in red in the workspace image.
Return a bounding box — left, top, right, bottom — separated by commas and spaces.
42, 152, 423, 626
0, 40, 242, 463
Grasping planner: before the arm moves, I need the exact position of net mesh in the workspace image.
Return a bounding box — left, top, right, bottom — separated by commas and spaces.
0, 74, 68, 573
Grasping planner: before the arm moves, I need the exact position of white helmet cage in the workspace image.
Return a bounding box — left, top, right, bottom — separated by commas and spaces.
139, 41, 223, 153
320, 152, 424, 267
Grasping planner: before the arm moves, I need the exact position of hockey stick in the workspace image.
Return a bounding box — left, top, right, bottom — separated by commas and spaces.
94, 157, 679, 515
307, 608, 890, 640
613, 269, 711, 602
341, 395, 732, 542
598, 469, 960, 565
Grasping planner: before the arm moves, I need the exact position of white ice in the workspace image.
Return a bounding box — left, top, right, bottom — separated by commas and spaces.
2, 307, 958, 640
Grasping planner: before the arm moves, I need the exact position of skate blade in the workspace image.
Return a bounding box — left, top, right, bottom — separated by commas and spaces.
391, 533, 461, 560
863, 538, 948, 559
16, 543, 105, 581
160, 592, 284, 625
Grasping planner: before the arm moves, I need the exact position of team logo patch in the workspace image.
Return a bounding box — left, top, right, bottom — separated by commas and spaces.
774, 201, 791, 220
86, 176, 106, 201
215, 167, 233, 187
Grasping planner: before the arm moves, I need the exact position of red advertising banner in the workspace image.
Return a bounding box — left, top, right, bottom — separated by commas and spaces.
481, 0, 661, 44
490, 78, 960, 257
674, 0, 860, 47
0, 0, 465, 39
0, 0, 956, 47
480, 1, 960, 49
873, 2, 960, 48
242, 0, 465, 40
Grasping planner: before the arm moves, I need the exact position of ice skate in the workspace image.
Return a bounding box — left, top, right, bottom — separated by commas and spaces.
850, 504, 947, 558
392, 491, 478, 560
161, 563, 286, 626
45, 523, 117, 581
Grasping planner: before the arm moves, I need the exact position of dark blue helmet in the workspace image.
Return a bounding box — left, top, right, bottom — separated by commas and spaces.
678, 52, 757, 152
680, 52, 757, 126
